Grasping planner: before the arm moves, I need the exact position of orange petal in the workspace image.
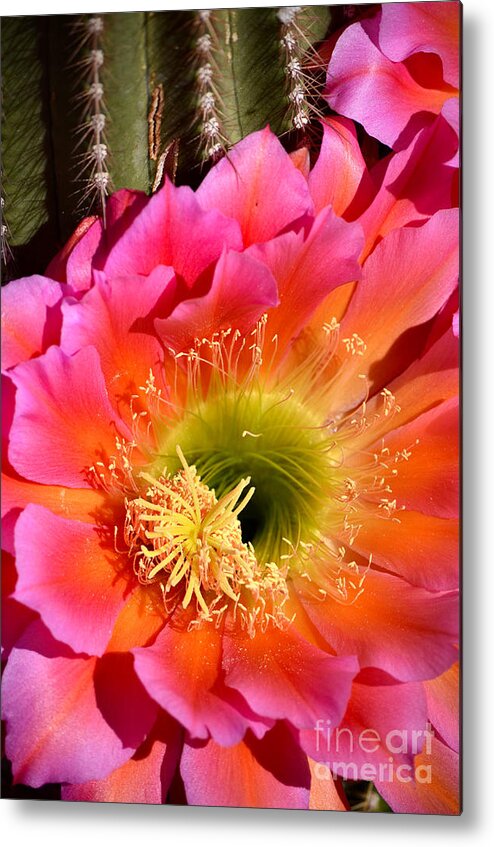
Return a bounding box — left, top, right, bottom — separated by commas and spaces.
308, 758, 348, 810
351, 510, 458, 592
349, 327, 458, 451
180, 724, 311, 809
372, 397, 459, 518
376, 737, 460, 815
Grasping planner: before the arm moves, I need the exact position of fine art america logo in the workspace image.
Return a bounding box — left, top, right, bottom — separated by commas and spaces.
312, 720, 435, 784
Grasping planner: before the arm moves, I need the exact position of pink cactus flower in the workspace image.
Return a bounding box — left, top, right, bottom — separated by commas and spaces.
2, 127, 459, 812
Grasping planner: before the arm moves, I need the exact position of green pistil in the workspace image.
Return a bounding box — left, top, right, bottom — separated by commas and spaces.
154, 387, 331, 566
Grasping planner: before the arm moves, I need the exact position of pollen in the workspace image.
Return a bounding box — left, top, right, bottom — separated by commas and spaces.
123, 446, 290, 634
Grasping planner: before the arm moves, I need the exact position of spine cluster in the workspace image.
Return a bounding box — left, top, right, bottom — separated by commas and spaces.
75, 16, 111, 220
1, 193, 12, 267
193, 10, 228, 162
278, 5, 325, 133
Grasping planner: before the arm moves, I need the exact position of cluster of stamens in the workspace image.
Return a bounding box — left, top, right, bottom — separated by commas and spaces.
123, 447, 290, 635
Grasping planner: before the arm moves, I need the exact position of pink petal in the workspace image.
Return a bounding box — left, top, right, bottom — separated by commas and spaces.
332, 208, 459, 411
1, 470, 108, 557
302, 679, 428, 780
441, 97, 460, 165
452, 308, 460, 337
248, 207, 363, 354
2, 373, 16, 472
9, 345, 129, 488
299, 569, 458, 682
2, 621, 140, 787
14, 505, 128, 656
308, 117, 374, 218
133, 624, 256, 746
1, 275, 63, 370
424, 660, 460, 753
65, 218, 103, 291
93, 653, 159, 748
99, 180, 242, 289
326, 23, 452, 149
222, 625, 358, 730
59, 190, 149, 290
377, 1, 460, 88
156, 248, 279, 353
62, 715, 182, 804
196, 127, 313, 246
376, 737, 460, 815
360, 115, 459, 261
180, 723, 310, 809
61, 268, 174, 413
45, 216, 100, 285
1, 551, 37, 661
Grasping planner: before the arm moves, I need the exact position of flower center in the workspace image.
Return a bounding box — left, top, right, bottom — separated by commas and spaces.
149, 317, 350, 571
157, 387, 331, 565
124, 446, 290, 634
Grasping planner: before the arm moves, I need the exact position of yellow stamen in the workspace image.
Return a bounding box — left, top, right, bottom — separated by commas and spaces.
123, 446, 290, 634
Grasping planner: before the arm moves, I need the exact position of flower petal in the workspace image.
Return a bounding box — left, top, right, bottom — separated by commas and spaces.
248, 207, 363, 354
9, 345, 128, 488
359, 115, 459, 261
61, 715, 182, 804
106, 586, 165, 653
133, 623, 254, 746
333, 209, 459, 410
1, 275, 63, 371
65, 218, 103, 292
61, 269, 174, 414
326, 23, 453, 149
377, 1, 460, 88
2, 622, 139, 787
93, 652, 159, 749
222, 625, 358, 730
46, 215, 100, 287
156, 248, 279, 353
308, 117, 373, 218
349, 326, 459, 450
302, 679, 428, 779
197, 127, 313, 245
376, 397, 459, 518
1, 471, 108, 555
180, 723, 310, 809
1, 551, 37, 661
351, 511, 458, 593
441, 97, 460, 165
424, 660, 459, 753
308, 758, 348, 810
99, 180, 242, 288
299, 569, 458, 682
376, 737, 460, 815
14, 505, 128, 656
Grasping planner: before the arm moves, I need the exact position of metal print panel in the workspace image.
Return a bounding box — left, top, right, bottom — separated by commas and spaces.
1, 2, 461, 814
